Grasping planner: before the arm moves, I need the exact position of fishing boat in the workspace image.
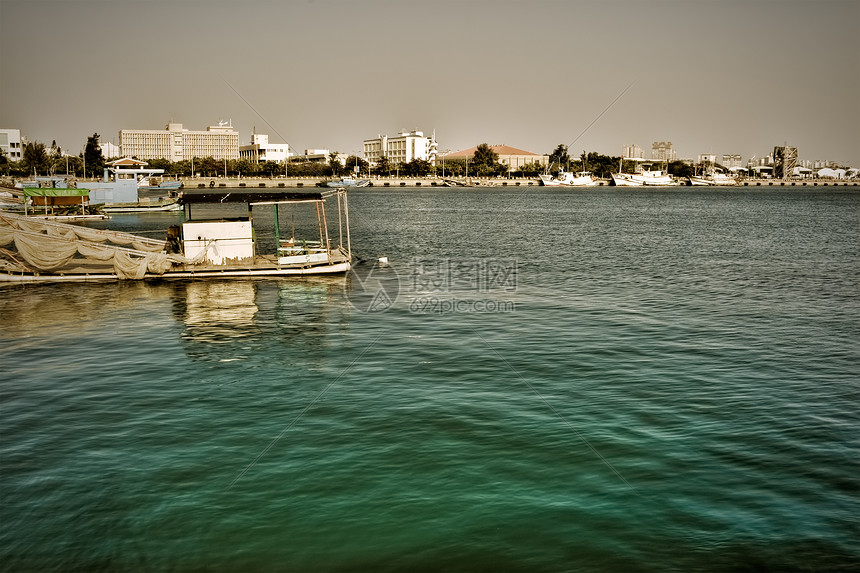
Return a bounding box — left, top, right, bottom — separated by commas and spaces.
687, 172, 738, 186
611, 158, 678, 186
0, 189, 352, 283
538, 170, 598, 186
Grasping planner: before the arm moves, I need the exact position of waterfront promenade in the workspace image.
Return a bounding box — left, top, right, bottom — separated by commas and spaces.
172, 176, 859, 189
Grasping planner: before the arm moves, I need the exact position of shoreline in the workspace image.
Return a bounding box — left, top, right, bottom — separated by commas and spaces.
172, 176, 859, 189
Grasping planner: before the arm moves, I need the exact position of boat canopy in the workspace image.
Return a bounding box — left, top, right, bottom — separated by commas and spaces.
15, 188, 89, 197
179, 190, 330, 205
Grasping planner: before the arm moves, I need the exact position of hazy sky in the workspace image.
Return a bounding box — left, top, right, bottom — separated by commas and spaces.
2, 0, 858, 165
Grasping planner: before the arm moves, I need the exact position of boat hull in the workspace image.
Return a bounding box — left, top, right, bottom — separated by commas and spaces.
688, 175, 737, 186
611, 172, 679, 186
539, 173, 598, 187
0, 261, 351, 284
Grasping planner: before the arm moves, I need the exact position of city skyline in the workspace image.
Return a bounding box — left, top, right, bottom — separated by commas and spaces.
1, 0, 858, 166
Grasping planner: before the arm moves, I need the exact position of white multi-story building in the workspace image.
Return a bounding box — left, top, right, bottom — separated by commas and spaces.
239, 133, 291, 164
722, 154, 744, 169
623, 143, 644, 159
364, 129, 437, 166
0, 128, 23, 161
120, 121, 239, 161
698, 153, 716, 165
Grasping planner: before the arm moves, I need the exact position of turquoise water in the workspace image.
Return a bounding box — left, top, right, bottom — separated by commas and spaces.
1, 188, 858, 572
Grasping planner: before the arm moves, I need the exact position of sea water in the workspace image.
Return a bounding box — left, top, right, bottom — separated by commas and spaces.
1, 187, 858, 572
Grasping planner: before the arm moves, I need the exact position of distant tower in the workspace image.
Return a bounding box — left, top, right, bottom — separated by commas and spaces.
773, 145, 798, 179
651, 141, 676, 162
623, 143, 643, 159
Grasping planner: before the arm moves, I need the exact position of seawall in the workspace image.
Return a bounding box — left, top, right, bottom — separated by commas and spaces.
174, 176, 859, 189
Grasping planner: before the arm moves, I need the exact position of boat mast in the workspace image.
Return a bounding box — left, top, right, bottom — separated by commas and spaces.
337, 190, 343, 250
273, 204, 281, 255
343, 191, 351, 260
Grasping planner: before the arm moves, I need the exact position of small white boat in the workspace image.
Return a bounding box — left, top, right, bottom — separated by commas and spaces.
321, 177, 370, 188
539, 170, 598, 187
101, 199, 183, 213
139, 179, 183, 192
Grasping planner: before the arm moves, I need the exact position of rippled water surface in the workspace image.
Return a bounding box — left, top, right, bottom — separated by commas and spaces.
2, 188, 858, 572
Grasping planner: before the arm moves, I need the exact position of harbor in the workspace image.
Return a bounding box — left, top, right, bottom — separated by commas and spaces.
2, 186, 858, 572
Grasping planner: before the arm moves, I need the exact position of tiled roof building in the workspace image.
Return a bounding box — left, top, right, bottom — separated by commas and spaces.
444, 145, 549, 171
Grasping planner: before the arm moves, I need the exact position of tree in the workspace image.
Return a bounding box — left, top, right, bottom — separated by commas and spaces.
472, 143, 498, 167
147, 158, 171, 173
402, 159, 432, 177
517, 161, 543, 177
549, 144, 570, 171
23, 141, 49, 176
197, 156, 219, 177
329, 151, 342, 176
373, 156, 390, 176
344, 155, 369, 176
261, 160, 281, 177
62, 155, 82, 177
668, 160, 694, 178
84, 133, 105, 177
575, 152, 619, 179
233, 159, 255, 177
47, 140, 64, 175
471, 143, 505, 176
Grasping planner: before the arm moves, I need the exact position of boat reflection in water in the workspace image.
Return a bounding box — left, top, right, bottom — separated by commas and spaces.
180, 281, 260, 344
172, 278, 350, 363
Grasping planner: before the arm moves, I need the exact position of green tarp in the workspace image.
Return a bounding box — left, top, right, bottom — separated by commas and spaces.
21, 188, 89, 197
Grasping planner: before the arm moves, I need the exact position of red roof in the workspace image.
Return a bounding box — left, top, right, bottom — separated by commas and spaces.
444, 145, 542, 158
106, 157, 149, 167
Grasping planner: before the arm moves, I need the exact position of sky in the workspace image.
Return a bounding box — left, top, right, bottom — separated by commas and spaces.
1, 0, 859, 165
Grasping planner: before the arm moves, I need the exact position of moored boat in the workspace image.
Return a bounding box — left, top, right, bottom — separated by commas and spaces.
139, 179, 183, 192
101, 198, 183, 213
0, 189, 352, 283
319, 177, 370, 188
611, 158, 679, 186
538, 170, 598, 187
687, 172, 738, 186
